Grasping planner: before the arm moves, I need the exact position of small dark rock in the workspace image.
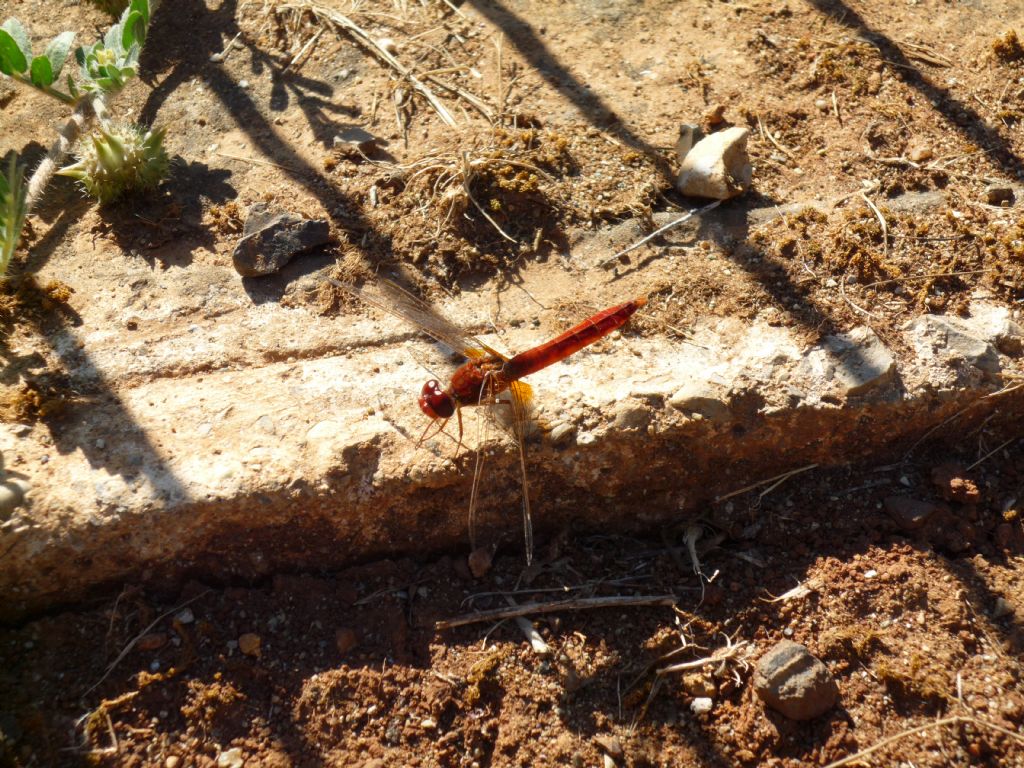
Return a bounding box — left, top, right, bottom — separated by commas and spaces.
232, 204, 330, 277
983, 184, 1015, 206
335, 627, 358, 655
884, 496, 940, 530
754, 640, 839, 720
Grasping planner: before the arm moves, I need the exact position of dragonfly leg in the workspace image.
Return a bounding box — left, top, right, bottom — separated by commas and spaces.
453, 406, 465, 460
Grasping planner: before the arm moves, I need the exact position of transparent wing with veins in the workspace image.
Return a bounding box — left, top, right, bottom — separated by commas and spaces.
329, 278, 505, 362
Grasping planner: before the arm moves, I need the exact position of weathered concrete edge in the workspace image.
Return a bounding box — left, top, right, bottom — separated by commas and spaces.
1, 301, 1022, 622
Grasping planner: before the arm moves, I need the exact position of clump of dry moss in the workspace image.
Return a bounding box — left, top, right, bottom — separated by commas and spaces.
992, 29, 1024, 62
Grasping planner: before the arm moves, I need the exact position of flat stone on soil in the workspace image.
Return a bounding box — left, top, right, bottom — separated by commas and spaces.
754, 640, 839, 720
232, 204, 330, 277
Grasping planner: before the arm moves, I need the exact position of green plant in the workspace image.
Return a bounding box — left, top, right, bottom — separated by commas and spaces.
0, 1, 149, 103
0, 154, 28, 279
0, 0, 162, 275
58, 122, 168, 203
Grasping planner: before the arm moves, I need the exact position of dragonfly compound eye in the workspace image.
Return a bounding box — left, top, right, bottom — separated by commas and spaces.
418, 379, 455, 419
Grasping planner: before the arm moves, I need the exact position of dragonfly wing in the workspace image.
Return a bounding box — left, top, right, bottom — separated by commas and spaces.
330, 278, 502, 361
508, 380, 535, 565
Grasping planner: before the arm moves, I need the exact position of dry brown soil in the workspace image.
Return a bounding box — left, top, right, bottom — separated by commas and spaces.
2, 0, 1024, 766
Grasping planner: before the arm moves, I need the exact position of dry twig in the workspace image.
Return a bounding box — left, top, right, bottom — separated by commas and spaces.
715, 463, 818, 503
435, 594, 677, 630
597, 201, 722, 268
822, 715, 1024, 768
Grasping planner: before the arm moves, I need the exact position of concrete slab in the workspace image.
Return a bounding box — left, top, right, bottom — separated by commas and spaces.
2, 221, 1023, 621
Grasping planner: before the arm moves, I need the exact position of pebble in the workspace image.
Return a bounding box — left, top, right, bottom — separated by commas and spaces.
335, 627, 358, 654
175, 607, 195, 624
690, 697, 714, 714
165, 757, 181, 768
594, 735, 623, 760
984, 184, 1015, 206
884, 496, 940, 530
238, 633, 261, 658
548, 422, 576, 445
231, 203, 331, 277
137, 632, 168, 651
217, 747, 244, 768
681, 672, 717, 698
467, 546, 493, 578
907, 144, 933, 163
753, 640, 839, 720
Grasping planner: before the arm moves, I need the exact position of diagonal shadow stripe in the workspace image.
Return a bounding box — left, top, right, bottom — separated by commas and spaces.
806, 0, 1024, 180
464, 0, 675, 182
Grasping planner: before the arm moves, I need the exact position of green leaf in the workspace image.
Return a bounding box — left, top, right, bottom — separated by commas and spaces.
29, 54, 53, 87
130, 0, 150, 27
0, 29, 28, 74
103, 21, 122, 51
121, 10, 143, 49
74, 44, 87, 68
2, 18, 31, 59
44, 31, 75, 77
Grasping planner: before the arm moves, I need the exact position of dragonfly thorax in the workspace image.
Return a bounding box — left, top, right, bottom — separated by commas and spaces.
418, 379, 456, 419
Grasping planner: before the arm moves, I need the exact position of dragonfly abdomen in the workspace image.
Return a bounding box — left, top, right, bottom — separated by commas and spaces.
503, 298, 646, 381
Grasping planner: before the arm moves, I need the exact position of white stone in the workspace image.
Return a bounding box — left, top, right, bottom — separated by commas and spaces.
675, 127, 752, 200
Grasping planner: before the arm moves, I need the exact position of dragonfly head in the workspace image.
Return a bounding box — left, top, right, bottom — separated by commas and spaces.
418, 379, 456, 420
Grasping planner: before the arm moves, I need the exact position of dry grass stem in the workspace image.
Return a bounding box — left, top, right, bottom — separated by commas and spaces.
757, 116, 797, 158
597, 201, 721, 268
435, 594, 678, 630
286, 2, 458, 126
716, 463, 819, 503
822, 715, 1024, 768
859, 191, 889, 261
84, 590, 211, 698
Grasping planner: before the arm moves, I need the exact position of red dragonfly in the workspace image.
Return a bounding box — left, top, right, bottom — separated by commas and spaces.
329, 277, 646, 563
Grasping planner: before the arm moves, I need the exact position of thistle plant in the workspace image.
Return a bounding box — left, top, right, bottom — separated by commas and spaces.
58, 123, 168, 203
0, 0, 162, 277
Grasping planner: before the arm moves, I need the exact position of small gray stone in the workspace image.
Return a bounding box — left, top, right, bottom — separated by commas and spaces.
333, 127, 379, 154
613, 404, 649, 431
675, 126, 752, 200
674, 123, 704, 161
883, 496, 940, 530
983, 184, 1015, 206
669, 382, 731, 422
754, 640, 839, 720
823, 326, 896, 396
175, 607, 196, 624
232, 204, 330, 277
